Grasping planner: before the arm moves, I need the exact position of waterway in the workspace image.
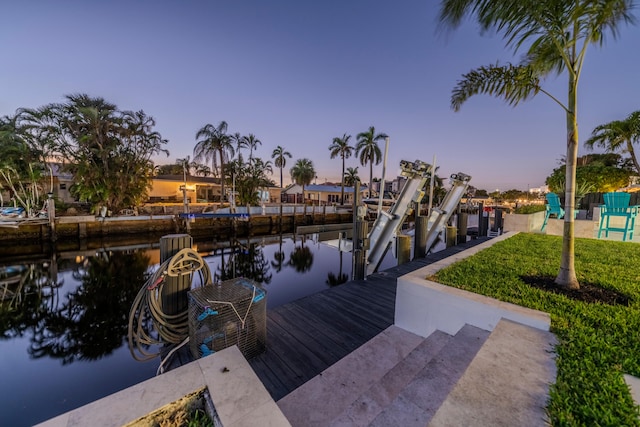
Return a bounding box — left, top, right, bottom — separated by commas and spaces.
0, 232, 399, 427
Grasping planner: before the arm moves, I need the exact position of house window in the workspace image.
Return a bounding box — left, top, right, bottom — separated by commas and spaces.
60, 183, 66, 190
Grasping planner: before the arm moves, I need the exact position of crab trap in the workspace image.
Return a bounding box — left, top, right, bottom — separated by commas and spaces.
188, 278, 266, 359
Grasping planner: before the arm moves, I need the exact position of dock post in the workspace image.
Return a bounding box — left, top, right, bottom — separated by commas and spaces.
160, 234, 193, 315
413, 215, 428, 259
352, 181, 367, 280
446, 226, 457, 248
456, 211, 468, 244
47, 193, 57, 242
397, 235, 411, 265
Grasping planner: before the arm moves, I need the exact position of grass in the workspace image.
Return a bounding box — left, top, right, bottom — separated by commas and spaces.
432, 233, 640, 426
124, 388, 214, 427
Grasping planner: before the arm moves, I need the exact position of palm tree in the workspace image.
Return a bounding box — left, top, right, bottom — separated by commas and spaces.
290, 158, 316, 203
343, 166, 360, 187
356, 126, 388, 198
272, 145, 292, 188
438, 0, 636, 290
243, 134, 262, 162
329, 133, 353, 204
585, 111, 640, 174
231, 132, 246, 164
194, 121, 235, 202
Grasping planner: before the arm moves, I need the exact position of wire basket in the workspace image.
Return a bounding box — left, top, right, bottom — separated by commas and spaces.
188, 278, 266, 360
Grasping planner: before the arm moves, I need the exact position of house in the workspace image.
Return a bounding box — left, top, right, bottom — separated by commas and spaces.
50, 163, 76, 204
149, 175, 221, 203
149, 175, 282, 204
282, 184, 368, 205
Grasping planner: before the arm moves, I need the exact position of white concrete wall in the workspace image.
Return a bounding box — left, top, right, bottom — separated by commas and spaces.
503, 211, 546, 233
394, 233, 551, 339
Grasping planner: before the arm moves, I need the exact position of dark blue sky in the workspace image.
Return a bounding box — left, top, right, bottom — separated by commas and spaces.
2, 1, 639, 191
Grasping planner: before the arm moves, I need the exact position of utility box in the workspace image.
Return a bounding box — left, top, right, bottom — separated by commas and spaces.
188, 278, 267, 360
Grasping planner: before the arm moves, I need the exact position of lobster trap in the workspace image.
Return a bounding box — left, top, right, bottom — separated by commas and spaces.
188, 278, 266, 360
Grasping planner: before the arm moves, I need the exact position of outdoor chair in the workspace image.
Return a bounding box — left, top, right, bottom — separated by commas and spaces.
598, 192, 639, 241
541, 193, 564, 231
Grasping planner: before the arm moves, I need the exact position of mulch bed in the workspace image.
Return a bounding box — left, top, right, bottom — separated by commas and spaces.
521, 275, 631, 306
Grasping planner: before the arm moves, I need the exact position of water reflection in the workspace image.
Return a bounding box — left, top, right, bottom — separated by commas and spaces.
1, 251, 151, 364
326, 251, 348, 287
289, 236, 314, 273
214, 237, 273, 285
1, 233, 366, 426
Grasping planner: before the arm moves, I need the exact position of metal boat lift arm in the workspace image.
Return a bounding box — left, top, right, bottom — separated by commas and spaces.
366, 160, 431, 275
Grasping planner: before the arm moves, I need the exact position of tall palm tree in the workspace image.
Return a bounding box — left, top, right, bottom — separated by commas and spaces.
329, 133, 353, 204
290, 158, 316, 203
271, 145, 292, 188
243, 134, 262, 162
438, 0, 636, 290
356, 126, 388, 198
194, 121, 234, 202
585, 111, 640, 174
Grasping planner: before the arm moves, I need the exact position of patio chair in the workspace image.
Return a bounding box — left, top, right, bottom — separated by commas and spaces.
541, 193, 564, 231
598, 192, 639, 241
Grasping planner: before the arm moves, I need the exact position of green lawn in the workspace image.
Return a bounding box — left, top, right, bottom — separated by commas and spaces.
433, 233, 640, 426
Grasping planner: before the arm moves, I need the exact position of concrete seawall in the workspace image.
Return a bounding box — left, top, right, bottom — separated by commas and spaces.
0, 212, 352, 242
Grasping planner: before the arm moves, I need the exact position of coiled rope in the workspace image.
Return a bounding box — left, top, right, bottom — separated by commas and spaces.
128, 248, 212, 363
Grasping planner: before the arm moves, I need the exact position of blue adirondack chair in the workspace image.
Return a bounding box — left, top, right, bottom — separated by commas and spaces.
541, 193, 564, 231
598, 192, 639, 241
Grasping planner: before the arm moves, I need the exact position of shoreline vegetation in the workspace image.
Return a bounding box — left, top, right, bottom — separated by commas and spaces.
433, 233, 640, 425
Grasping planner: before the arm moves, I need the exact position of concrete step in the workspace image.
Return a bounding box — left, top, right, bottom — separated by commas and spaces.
369, 324, 490, 427
276, 325, 425, 427
428, 319, 557, 427
330, 330, 454, 426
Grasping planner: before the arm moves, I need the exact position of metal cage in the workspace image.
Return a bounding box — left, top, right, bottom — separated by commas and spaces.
188, 278, 267, 360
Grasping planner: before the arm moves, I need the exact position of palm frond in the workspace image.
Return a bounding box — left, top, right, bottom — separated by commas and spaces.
451, 63, 541, 111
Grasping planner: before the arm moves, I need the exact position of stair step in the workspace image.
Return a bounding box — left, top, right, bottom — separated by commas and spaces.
277, 325, 424, 427
428, 319, 557, 427
370, 324, 490, 427
330, 330, 453, 426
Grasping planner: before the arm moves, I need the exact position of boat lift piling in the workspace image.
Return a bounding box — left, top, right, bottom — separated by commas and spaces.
352, 181, 368, 281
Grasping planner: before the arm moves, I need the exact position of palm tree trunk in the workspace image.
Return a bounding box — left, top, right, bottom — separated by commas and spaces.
369, 160, 373, 199
219, 150, 225, 202
626, 141, 640, 175
280, 167, 283, 188
340, 154, 345, 204
555, 76, 580, 290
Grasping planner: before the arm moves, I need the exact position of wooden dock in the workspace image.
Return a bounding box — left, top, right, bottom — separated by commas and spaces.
248, 237, 491, 401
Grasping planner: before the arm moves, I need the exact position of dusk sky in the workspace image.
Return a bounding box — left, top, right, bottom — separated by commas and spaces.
2, 1, 639, 191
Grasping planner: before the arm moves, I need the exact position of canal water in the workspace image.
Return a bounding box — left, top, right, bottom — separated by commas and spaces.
0, 233, 399, 427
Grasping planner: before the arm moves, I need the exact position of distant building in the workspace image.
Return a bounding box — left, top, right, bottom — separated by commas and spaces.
282, 184, 368, 204
149, 175, 221, 203
50, 163, 76, 204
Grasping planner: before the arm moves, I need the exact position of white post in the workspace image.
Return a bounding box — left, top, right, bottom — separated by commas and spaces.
377, 137, 390, 216
428, 154, 436, 216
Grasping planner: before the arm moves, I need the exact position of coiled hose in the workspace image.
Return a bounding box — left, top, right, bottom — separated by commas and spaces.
128, 248, 212, 362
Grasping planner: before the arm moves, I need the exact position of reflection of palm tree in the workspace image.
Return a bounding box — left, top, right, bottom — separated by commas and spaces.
271, 234, 287, 273
28, 250, 151, 363
326, 251, 348, 287
289, 245, 314, 273
216, 242, 272, 284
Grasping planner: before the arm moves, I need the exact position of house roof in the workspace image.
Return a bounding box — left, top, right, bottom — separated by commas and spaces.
153, 175, 221, 184
284, 184, 368, 193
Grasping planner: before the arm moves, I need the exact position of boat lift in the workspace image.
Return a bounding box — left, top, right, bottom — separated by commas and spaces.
333, 159, 471, 277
